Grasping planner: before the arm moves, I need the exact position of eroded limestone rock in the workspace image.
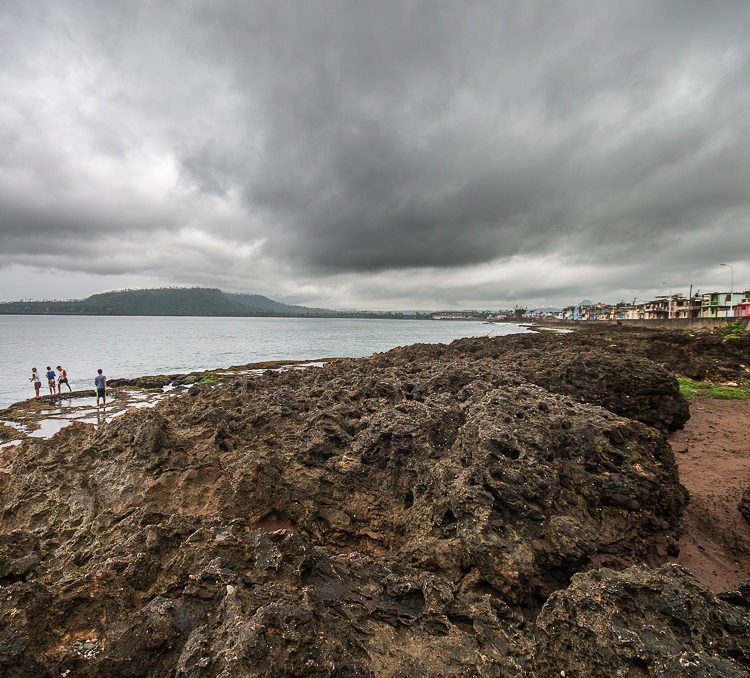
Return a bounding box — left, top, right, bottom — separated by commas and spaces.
534, 565, 750, 677
0, 331, 739, 676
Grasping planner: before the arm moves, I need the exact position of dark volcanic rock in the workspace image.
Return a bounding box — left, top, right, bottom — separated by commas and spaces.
534, 565, 750, 677
40, 521, 530, 677
542, 324, 750, 383
0, 329, 737, 676
372, 333, 690, 432
513, 348, 689, 432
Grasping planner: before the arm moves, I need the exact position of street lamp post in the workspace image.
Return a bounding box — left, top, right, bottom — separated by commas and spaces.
661, 282, 672, 319
720, 263, 734, 317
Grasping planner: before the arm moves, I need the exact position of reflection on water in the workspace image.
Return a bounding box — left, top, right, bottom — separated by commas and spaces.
27, 418, 73, 438
2, 384, 171, 445
2, 394, 122, 444
0, 439, 22, 450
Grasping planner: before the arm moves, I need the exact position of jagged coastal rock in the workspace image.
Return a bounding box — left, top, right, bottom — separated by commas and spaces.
0, 327, 748, 676
534, 564, 750, 677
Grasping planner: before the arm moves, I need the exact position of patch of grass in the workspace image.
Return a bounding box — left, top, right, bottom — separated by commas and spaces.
196, 374, 223, 384
712, 320, 748, 339
678, 378, 750, 402
678, 378, 699, 402
705, 385, 750, 399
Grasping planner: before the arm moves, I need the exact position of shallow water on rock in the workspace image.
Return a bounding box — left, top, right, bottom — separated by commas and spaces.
0, 389, 160, 446
27, 418, 73, 438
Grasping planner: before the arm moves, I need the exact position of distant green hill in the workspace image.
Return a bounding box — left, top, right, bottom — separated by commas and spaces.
0, 287, 418, 318
0, 287, 336, 317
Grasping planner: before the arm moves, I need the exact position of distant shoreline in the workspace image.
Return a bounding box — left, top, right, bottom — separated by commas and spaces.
0, 286, 440, 320
0, 311, 436, 320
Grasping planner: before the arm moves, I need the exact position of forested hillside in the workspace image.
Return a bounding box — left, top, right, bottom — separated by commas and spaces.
0, 287, 332, 316
0, 287, 417, 318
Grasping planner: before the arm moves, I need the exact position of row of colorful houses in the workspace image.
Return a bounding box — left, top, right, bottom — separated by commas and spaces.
546, 290, 750, 321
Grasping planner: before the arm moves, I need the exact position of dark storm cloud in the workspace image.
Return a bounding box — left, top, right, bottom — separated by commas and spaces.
174, 1, 750, 273
0, 0, 748, 306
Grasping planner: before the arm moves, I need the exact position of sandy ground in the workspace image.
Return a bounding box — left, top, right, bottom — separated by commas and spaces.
669, 398, 750, 593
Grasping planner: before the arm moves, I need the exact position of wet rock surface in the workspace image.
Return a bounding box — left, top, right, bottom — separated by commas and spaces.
107, 358, 336, 390
0, 327, 748, 676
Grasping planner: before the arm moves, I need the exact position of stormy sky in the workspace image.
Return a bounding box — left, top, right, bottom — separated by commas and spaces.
1, 1, 748, 309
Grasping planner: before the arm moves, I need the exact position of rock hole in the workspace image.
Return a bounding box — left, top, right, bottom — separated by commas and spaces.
486, 438, 520, 460
250, 513, 297, 533
441, 509, 457, 528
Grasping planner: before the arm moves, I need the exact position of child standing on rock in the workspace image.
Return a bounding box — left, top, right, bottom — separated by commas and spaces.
45, 367, 56, 395
94, 369, 107, 407
30, 368, 41, 397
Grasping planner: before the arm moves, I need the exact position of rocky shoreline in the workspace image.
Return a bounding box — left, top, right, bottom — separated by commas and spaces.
1, 326, 749, 676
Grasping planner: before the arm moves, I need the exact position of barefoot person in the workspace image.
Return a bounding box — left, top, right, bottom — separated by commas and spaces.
94, 369, 107, 407
56, 365, 72, 393
45, 367, 56, 395
29, 368, 42, 398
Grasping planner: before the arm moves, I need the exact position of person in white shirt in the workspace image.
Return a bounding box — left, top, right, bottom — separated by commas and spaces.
56, 365, 72, 393
29, 368, 41, 398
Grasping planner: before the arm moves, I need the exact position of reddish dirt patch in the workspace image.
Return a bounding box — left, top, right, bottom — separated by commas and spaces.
669, 398, 750, 592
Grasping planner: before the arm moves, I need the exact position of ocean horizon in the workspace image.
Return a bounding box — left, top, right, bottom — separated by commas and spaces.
0, 315, 530, 409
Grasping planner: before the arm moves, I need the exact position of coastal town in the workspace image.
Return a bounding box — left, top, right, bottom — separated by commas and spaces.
433, 288, 750, 321
551, 289, 750, 321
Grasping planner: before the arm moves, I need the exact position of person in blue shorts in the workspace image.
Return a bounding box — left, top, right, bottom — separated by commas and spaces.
94, 369, 107, 406
46, 367, 56, 395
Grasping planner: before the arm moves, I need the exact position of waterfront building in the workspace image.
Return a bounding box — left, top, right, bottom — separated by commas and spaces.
734, 292, 750, 317
699, 291, 746, 318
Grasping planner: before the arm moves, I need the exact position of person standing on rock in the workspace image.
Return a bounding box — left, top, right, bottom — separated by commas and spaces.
56, 365, 72, 394
45, 367, 56, 395
94, 369, 107, 407
30, 368, 42, 398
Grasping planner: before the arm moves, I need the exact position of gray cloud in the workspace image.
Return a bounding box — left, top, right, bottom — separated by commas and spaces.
0, 1, 748, 307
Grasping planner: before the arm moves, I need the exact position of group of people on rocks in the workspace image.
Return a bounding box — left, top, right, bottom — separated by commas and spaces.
29, 366, 71, 397
29, 367, 108, 406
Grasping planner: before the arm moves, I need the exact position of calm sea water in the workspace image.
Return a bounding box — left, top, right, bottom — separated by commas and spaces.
0, 315, 529, 408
